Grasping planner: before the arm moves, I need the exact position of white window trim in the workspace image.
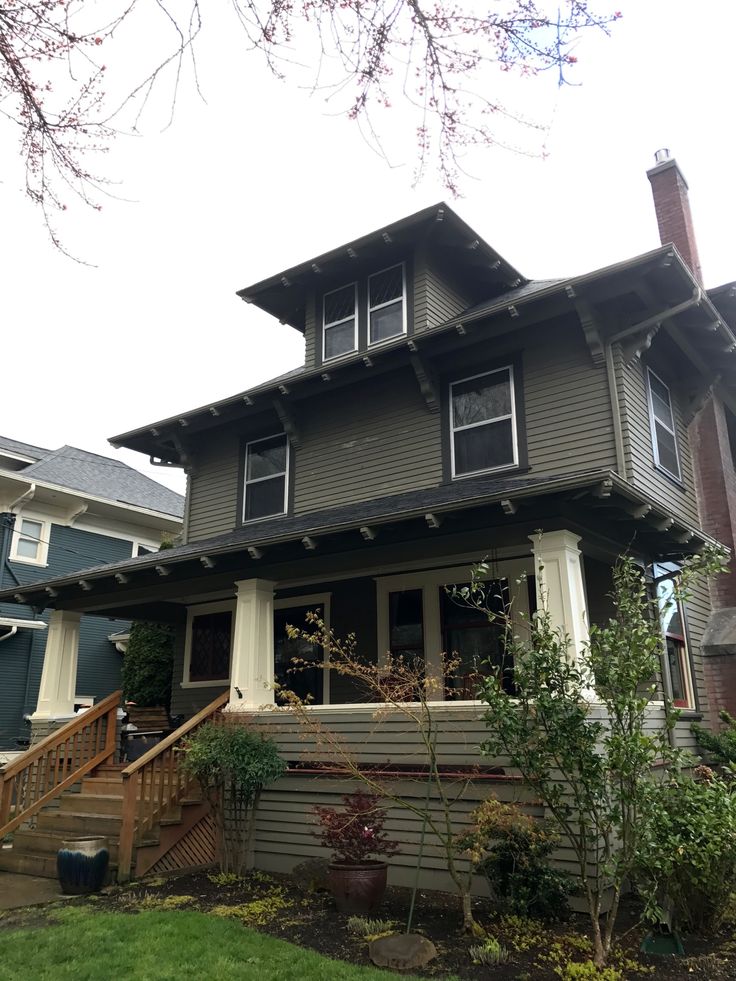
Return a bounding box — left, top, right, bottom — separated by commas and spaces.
9, 512, 50, 567
646, 367, 682, 481
323, 282, 358, 362
132, 540, 159, 558
242, 433, 290, 524
274, 592, 332, 705
375, 559, 533, 701
182, 599, 236, 689
368, 262, 407, 348
449, 365, 519, 479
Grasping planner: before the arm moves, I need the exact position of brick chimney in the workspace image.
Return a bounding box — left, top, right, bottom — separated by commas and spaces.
647, 148, 703, 286
647, 150, 736, 720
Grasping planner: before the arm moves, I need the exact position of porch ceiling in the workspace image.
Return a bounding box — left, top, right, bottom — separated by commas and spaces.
0, 469, 718, 618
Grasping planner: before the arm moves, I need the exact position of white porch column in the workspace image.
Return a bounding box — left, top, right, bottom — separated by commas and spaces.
31, 610, 81, 720
529, 531, 590, 666
226, 579, 276, 709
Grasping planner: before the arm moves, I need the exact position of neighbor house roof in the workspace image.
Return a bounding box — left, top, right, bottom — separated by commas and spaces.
0, 436, 50, 463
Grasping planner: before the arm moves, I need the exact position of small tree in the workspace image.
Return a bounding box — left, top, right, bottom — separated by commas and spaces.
473, 545, 727, 967
182, 721, 286, 874
121, 622, 174, 709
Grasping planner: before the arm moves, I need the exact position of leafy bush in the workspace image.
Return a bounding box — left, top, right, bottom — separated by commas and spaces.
457, 798, 573, 921
635, 767, 736, 932
182, 722, 285, 874
121, 622, 174, 708
693, 711, 736, 768
314, 791, 399, 864
555, 962, 622, 981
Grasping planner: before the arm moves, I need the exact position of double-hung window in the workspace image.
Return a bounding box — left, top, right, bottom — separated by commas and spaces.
10, 516, 49, 565
243, 434, 289, 522
655, 567, 694, 709
323, 283, 357, 361
368, 264, 405, 344
450, 366, 517, 478
647, 368, 681, 480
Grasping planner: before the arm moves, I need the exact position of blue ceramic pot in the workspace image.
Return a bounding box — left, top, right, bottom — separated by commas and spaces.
57, 837, 110, 895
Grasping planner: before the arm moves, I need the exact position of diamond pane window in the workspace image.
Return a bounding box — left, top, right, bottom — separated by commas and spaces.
189, 611, 232, 682
244, 434, 289, 522
647, 369, 681, 480
450, 367, 517, 477
369, 264, 405, 344
323, 283, 357, 361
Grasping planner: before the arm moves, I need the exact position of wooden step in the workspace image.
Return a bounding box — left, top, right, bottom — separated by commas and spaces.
36, 810, 124, 837
59, 794, 124, 816
12, 829, 120, 863
0, 847, 118, 881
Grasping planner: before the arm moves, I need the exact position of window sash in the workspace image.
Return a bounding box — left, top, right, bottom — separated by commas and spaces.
243, 434, 289, 522
647, 368, 681, 479
368, 264, 406, 344
323, 283, 357, 360
450, 366, 518, 477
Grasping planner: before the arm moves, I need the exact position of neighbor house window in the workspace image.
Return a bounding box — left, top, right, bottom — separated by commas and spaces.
323, 283, 358, 361
656, 570, 694, 709
187, 608, 233, 683
10, 516, 49, 565
368, 264, 405, 344
243, 434, 289, 522
647, 368, 681, 480
450, 366, 517, 478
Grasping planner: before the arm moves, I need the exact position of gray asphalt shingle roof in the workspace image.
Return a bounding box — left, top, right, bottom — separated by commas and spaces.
0, 435, 50, 462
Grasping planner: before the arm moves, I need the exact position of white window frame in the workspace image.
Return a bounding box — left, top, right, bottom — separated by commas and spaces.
132, 540, 159, 558
242, 433, 290, 524
274, 592, 332, 704
323, 282, 358, 362
9, 513, 50, 567
646, 367, 681, 481
449, 365, 518, 479
368, 262, 407, 347
182, 600, 236, 689
375, 559, 532, 702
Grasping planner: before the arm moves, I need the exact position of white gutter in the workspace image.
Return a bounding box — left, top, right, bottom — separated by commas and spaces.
0, 617, 47, 631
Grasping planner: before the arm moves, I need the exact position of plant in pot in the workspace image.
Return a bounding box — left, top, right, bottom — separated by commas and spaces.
314, 790, 399, 914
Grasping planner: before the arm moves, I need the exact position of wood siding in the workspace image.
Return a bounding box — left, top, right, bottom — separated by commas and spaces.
187, 429, 241, 543
413, 256, 471, 334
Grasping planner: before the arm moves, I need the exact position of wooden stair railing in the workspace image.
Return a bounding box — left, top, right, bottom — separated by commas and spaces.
117, 690, 229, 882
0, 690, 121, 839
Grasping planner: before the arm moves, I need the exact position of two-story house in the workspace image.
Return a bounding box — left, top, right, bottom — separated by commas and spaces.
0, 200, 733, 888
0, 436, 184, 759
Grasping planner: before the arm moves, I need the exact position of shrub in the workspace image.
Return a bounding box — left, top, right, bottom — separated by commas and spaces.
469, 937, 509, 965
314, 791, 399, 864
121, 622, 174, 708
692, 711, 736, 768
458, 798, 573, 921
635, 767, 736, 932
555, 962, 622, 981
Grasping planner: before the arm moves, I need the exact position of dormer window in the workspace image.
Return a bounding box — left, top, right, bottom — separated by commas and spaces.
323, 283, 357, 361
368, 263, 405, 344
243, 434, 289, 522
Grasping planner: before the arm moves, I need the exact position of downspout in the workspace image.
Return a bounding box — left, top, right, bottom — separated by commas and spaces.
0, 626, 18, 644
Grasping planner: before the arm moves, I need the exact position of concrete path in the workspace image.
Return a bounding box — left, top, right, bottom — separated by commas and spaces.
0, 873, 65, 910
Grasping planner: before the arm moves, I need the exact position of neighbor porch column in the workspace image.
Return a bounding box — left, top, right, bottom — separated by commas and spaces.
226, 579, 276, 709
529, 531, 590, 666
31, 610, 81, 721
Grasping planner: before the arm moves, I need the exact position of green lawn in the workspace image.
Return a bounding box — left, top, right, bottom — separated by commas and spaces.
0, 907, 423, 981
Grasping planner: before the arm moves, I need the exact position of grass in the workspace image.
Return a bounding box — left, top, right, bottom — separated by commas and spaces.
0, 907, 424, 981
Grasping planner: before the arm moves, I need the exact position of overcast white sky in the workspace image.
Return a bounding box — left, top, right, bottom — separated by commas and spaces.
1, 1, 734, 498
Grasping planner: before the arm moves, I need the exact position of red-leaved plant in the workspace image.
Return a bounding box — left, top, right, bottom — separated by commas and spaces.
314, 791, 400, 865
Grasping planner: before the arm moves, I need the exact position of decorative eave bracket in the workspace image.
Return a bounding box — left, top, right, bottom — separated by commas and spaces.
409, 353, 440, 413
574, 298, 606, 367
683, 374, 721, 426
272, 397, 301, 448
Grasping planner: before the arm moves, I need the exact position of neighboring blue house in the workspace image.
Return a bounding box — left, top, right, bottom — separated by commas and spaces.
0, 436, 184, 757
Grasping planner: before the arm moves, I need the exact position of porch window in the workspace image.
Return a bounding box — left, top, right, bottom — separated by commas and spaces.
243, 434, 289, 522
441, 580, 514, 698
323, 283, 358, 361
274, 603, 325, 705
10, 516, 49, 566
188, 610, 233, 683
656, 570, 694, 709
647, 368, 681, 481
388, 589, 424, 661
450, 367, 517, 478
368, 264, 405, 344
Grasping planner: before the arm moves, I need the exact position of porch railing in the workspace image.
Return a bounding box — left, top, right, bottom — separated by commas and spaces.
0, 690, 121, 839
117, 689, 229, 882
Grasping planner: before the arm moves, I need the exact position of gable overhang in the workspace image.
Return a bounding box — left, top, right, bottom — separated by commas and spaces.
0, 469, 721, 619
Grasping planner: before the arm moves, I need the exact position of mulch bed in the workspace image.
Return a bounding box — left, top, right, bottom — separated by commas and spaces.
4, 868, 736, 979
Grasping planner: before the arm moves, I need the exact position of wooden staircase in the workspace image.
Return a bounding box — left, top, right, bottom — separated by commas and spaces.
0, 691, 228, 883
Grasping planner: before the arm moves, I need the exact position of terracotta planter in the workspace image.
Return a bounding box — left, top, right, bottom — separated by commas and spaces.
57, 837, 110, 895
328, 861, 387, 914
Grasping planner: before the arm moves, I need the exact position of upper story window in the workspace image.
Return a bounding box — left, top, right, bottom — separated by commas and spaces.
646, 368, 681, 481
368, 264, 405, 345
323, 283, 358, 361
243, 433, 289, 522
450, 366, 518, 478
10, 515, 49, 566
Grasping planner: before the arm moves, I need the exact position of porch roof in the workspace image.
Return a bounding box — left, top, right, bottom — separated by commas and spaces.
0, 469, 717, 613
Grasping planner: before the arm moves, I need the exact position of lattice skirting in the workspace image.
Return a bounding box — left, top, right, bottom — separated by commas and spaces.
148, 813, 216, 874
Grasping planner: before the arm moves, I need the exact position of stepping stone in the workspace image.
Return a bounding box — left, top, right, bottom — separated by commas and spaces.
369, 933, 437, 971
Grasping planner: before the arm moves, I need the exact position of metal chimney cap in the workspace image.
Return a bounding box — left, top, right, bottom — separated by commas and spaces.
654, 148, 671, 165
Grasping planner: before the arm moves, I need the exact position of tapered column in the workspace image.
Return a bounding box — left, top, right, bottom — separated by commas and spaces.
530, 531, 589, 665
31, 610, 81, 719
227, 579, 276, 709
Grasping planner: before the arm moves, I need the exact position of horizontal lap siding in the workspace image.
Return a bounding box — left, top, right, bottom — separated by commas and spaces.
186, 430, 240, 542
619, 353, 699, 526
524, 324, 617, 476
414, 261, 471, 333
293, 368, 442, 514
